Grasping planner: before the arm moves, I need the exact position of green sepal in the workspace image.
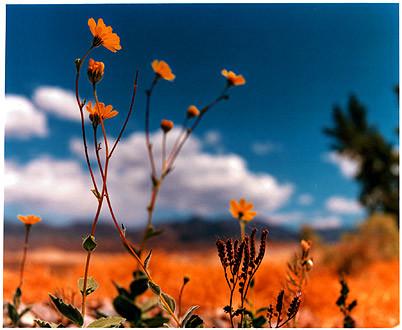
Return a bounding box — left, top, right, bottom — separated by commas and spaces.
49, 294, 83, 326
87, 316, 126, 328
78, 276, 99, 296
82, 235, 97, 252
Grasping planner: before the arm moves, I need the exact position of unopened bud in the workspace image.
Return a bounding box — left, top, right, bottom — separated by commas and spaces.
87, 58, 105, 85
160, 119, 174, 133
187, 105, 200, 118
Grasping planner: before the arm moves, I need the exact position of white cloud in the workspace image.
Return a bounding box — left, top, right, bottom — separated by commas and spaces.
297, 194, 314, 206
203, 130, 222, 145
6, 129, 294, 224
33, 86, 80, 121
310, 215, 342, 229
5, 156, 96, 218
251, 141, 279, 156
269, 211, 305, 224
326, 196, 363, 215
323, 151, 360, 178
5, 95, 48, 138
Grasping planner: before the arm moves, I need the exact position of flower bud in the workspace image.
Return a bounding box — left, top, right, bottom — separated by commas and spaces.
187, 105, 200, 118
87, 58, 105, 85
160, 119, 174, 133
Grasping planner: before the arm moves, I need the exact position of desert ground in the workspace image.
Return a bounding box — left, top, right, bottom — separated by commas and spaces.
3, 244, 399, 328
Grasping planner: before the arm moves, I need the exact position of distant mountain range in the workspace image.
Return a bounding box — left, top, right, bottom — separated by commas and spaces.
4, 217, 352, 252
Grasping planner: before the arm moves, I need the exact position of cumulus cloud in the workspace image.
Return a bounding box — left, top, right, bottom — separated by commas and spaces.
5, 95, 48, 138
323, 151, 360, 178
6, 129, 294, 224
33, 86, 80, 121
269, 211, 305, 224
326, 196, 363, 215
310, 215, 342, 229
251, 141, 279, 156
5, 156, 96, 218
297, 194, 314, 206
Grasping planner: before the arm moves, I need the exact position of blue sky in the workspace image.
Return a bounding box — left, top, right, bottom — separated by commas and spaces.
4, 3, 399, 230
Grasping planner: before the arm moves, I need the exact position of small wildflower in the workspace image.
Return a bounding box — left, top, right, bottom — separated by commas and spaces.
152, 60, 175, 81
187, 105, 200, 118
17, 215, 41, 225
160, 119, 174, 133
221, 69, 246, 86
87, 58, 105, 85
88, 18, 122, 52
86, 101, 118, 121
229, 198, 257, 221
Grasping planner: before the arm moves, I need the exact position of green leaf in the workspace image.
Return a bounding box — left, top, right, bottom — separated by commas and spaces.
160, 292, 176, 313
78, 277, 99, 296
130, 278, 149, 298
87, 316, 126, 328
7, 303, 19, 325
148, 281, 161, 295
142, 314, 170, 328
13, 287, 22, 308
35, 319, 64, 328
181, 306, 199, 326
144, 250, 152, 270
252, 315, 267, 328
112, 295, 141, 323
49, 294, 83, 326
82, 235, 97, 252
184, 314, 204, 328
112, 281, 131, 299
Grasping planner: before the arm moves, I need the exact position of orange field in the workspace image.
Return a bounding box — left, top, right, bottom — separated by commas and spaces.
3, 246, 399, 328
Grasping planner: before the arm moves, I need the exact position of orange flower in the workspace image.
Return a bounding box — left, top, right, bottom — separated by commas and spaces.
221, 69, 246, 86
229, 198, 257, 221
187, 105, 200, 118
152, 60, 175, 81
86, 101, 118, 121
87, 58, 105, 84
17, 215, 41, 225
88, 18, 122, 53
160, 119, 174, 133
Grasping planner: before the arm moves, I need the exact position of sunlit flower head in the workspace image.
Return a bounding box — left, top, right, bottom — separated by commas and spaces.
17, 214, 42, 226
160, 119, 174, 133
88, 18, 122, 53
229, 198, 257, 222
86, 101, 118, 122
187, 105, 200, 118
221, 69, 246, 86
87, 58, 105, 84
152, 60, 175, 81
